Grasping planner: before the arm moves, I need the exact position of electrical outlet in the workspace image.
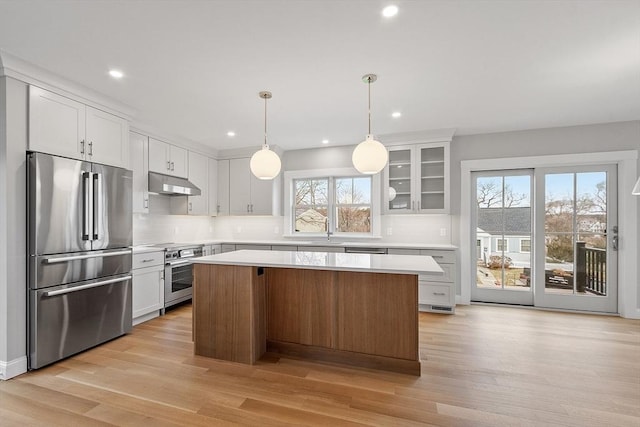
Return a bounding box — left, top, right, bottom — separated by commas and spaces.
440, 228, 447, 236
386, 227, 393, 236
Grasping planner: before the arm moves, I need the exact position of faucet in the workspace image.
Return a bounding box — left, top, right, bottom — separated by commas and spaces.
325, 218, 333, 241
327, 229, 333, 241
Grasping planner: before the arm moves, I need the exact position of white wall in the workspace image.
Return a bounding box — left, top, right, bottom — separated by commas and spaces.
0, 77, 28, 379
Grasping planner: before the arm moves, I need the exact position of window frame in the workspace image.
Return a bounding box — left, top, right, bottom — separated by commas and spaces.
284, 167, 381, 238
520, 238, 531, 253
496, 238, 508, 252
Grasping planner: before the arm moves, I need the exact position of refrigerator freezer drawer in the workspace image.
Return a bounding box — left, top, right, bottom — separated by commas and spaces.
30, 249, 132, 289
29, 274, 132, 369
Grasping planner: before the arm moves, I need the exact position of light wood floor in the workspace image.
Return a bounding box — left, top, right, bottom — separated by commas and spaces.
1, 304, 639, 426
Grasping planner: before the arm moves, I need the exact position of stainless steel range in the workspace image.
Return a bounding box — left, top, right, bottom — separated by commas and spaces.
164, 244, 203, 310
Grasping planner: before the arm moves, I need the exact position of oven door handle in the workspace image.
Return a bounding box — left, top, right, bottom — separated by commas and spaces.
43, 275, 132, 297
168, 260, 193, 268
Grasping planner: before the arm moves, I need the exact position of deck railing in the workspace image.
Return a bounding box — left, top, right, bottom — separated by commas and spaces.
576, 242, 606, 296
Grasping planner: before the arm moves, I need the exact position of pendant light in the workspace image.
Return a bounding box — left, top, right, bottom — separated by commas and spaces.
250, 91, 281, 180
352, 74, 388, 174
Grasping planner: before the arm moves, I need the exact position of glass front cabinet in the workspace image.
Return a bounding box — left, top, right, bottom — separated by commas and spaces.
384, 142, 450, 214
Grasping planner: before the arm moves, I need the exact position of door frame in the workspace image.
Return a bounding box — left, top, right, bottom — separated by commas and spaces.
460, 150, 638, 318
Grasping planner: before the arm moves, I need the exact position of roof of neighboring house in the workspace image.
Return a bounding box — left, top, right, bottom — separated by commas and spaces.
477, 207, 531, 235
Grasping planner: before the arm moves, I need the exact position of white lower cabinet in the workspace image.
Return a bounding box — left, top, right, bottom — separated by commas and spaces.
388, 248, 456, 313
132, 251, 165, 324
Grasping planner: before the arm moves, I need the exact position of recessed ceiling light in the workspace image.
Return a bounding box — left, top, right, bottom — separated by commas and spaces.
108, 69, 124, 79
322, 139, 329, 144
382, 5, 398, 18
392, 111, 402, 118
227, 131, 236, 137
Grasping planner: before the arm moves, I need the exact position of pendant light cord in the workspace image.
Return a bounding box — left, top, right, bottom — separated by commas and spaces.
367, 76, 371, 135
264, 95, 268, 148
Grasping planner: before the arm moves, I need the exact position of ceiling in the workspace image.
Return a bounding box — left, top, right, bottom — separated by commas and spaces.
0, 0, 638, 152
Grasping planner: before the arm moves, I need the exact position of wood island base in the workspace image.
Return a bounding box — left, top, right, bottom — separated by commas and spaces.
193, 264, 421, 376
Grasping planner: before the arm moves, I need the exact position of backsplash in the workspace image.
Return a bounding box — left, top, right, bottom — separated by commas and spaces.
214, 215, 452, 245
133, 213, 216, 244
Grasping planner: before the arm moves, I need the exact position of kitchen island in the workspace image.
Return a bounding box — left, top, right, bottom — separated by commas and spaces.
192, 250, 443, 375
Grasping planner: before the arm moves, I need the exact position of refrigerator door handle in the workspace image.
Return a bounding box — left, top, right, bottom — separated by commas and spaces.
44, 249, 132, 264
82, 171, 92, 241
43, 275, 132, 297
93, 173, 102, 240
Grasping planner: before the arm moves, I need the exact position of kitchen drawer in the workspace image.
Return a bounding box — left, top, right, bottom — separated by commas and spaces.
300, 246, 345, 253
133, 251, 165, 269
419, 249, 455, 264
419, 263, 454, 283
221, 244, 236, 253
387, 248, 420, 256
236, 244, 271, 251
419, 283, 452, 306
271, 245, 298, 251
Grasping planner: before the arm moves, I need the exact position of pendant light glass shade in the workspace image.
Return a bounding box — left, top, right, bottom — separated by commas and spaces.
352, 74, 388, 175
250, 146, 281, 180
250, 91, 281, 180
352, 134, 388, 174
632, 176, 640, 195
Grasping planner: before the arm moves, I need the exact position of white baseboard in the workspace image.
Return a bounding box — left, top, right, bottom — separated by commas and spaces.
133, 310, 160, 326
0, 356, 27, 380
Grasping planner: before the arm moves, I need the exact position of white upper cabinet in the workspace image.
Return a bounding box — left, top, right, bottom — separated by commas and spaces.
29, 86, 129, 169
130, 131, 149, 214
85, 106, 129, 168
187, 151, 208, 215
216, 159, 230, 216
208, 158, 219, 216
384, 141, 450, 214
228, 157, 278, 216
229, 158, 252, 215
148, 137, 188, 178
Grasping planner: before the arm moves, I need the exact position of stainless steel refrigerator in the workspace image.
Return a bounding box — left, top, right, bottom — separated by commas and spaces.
27, 152, 133, 369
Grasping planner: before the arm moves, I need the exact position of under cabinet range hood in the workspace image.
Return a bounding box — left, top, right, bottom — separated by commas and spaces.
148, 172, 201, 196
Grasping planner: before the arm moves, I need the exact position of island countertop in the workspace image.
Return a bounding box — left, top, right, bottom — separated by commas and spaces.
192, 249, 443, 276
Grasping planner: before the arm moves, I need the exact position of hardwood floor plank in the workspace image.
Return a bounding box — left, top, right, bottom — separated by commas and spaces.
2, 303, 637, 427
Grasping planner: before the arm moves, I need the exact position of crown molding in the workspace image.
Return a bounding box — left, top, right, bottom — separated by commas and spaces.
0, 49, 136, 119
378, 128, 457, 146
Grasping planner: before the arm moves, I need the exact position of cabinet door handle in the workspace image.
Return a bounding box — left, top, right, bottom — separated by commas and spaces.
80, 139, 85, 155
412, 201, 415, 211
417, 201, 420, 211
217, 204, 220, 213
88, 141, 93, 156
247, 204, 250, 212
188, 202, 192, 212
141, 258, 155, 263
433, 292, 446, 296
171, 161, 175, 171
250, 204, 253, 213
144, 198, 149, 209
166, 161, 171, 171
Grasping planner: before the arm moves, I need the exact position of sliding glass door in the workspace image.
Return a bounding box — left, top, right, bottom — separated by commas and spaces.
471, 170, 533, 305
534, 165, 618, 313
470, 165, 618, 313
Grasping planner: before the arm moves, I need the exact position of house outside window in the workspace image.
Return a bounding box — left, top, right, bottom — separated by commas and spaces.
496, 238, 508, 252
520, 239, 531, 253
286, 168, 380, 237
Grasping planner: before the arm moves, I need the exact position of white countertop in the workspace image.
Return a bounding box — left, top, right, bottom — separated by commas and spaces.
193, 250, 444, 275
154, 239, 456, 250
